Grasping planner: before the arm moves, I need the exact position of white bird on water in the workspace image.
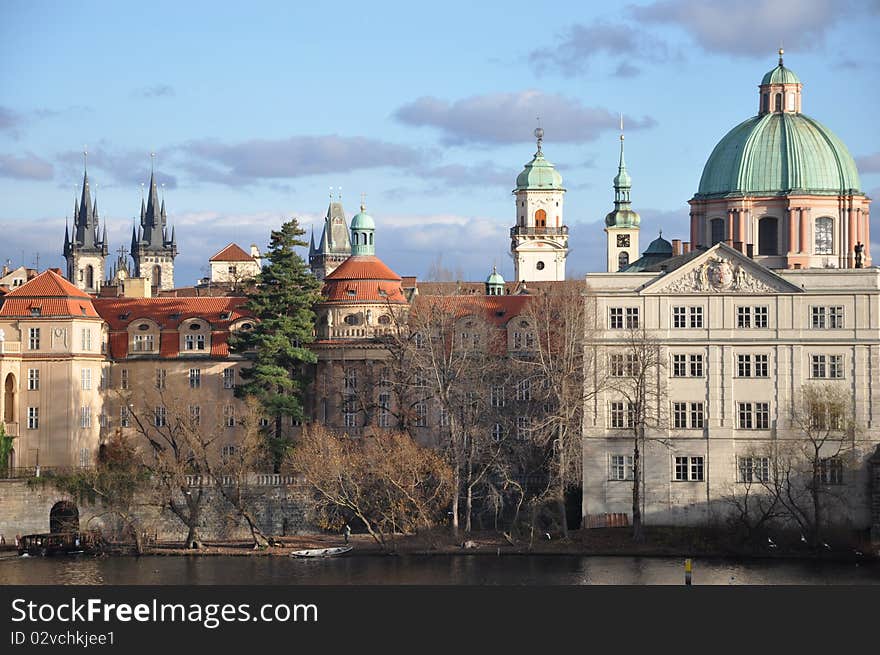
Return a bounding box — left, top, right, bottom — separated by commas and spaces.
822, 542, 831, 551
800, 533, 807, 544
767, 537, 777, 549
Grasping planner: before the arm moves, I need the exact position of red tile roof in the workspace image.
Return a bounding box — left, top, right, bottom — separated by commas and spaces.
324, 256, 401, 281
209, 243, 256, 262
410, 294, 531, 326
94, 296, 253, 359
0, 270, 100, 318
321, 280, 407, 304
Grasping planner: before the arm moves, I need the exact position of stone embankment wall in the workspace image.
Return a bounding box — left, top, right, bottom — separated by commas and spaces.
871, 446, 880, 549
0, 477, 315, 543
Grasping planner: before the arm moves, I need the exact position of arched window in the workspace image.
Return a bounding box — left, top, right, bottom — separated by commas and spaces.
535, 209, 547, 228
152, 265, 162, 288
369, 233, 373, 245
4, 373, 15, 423
774, 93, 783, 112
85, 265, 94, 289
815, 217, 833, 254
618, 252, 629, 270
762, 93, 769, 113
786, 92, 796, 111
758, 217, 778, 255
710, 218, 724, 246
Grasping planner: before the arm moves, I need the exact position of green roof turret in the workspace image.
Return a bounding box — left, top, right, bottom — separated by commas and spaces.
350, 197, 375, 256
604, 128, 641, 228
515, 128, 564, 191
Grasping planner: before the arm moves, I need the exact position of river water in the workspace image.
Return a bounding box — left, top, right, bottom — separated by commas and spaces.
1, 554, 878, 585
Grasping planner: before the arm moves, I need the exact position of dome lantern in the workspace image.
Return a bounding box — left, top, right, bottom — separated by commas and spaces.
485, 266, 505, 295
758, 48, 802, 115
350, 195, 376, 257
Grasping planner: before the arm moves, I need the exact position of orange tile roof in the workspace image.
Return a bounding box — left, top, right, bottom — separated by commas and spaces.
324, 256, 401, 281
5, 269, 92, 299
94, 297, 250, 330
0, 269, 100, 318
94, 296, 253, 360
209, 243, 256, 262
321, 280, 407, 304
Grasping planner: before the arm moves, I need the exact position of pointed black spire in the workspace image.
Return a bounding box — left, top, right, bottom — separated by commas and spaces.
63, 219, 71, 257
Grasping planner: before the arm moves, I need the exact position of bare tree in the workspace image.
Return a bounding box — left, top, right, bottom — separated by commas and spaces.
287, 426, 452, 549
603, 325, 667, 543
124, 387, 207, 549
513, 280, 601, 539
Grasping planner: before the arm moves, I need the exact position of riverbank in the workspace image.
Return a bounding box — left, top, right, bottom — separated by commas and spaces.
136, 527, 877, 562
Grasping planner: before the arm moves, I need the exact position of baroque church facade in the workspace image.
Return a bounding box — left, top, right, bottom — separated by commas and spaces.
0, 53, 876, 537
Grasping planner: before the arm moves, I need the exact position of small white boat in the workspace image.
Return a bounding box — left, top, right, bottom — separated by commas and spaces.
290, 546, 353, 558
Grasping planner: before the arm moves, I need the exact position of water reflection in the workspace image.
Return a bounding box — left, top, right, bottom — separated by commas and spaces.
0, 554, 878, 586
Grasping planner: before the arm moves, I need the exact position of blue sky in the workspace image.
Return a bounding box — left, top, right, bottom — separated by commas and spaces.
1, 0, 878, 284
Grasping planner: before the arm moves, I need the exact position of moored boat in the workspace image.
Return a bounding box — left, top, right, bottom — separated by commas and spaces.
290, 546, 353, 558
17, 532, 95, 557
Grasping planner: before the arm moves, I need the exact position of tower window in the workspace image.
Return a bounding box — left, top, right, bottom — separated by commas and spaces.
710, 218, 724, 246
758, 216, 778, 256
618, 252, 629, 270
762, 93, 769, 113
815, 217, 833, 254
774, 93, 782, 112
535, 209, 547, 228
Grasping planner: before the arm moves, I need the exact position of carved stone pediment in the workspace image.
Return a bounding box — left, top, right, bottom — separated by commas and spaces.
642, 245, 802, 295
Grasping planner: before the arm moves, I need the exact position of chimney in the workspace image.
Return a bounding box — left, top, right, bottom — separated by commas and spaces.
2, 264, 8, 276
682, 242, 691, 254
672, 239, 682, 256
746, 243, 754, 258
734, 240, 744, 254
250, 244, 260, 259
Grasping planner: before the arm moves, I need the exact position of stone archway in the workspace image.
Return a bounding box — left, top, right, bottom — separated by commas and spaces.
49, 501, 79, 533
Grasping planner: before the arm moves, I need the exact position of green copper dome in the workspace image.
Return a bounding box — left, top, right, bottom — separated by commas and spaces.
516, 152, 564, 191
761, 63, 801, 86
350, 208, 375, 230
486, 269, 505, 285
695, 113, 861, 199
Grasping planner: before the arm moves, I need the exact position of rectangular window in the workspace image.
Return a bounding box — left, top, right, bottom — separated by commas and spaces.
154, 406, 167, 428
81, 328, 92, 351
513, 332, 523, 350
672, 354, 687, 377
737, 307, 751, 329
492, 423, 503, 442
28, 327, 40, 350
189, 368, 201, 389
626, 307, 640, 328
120, 406, 130, 428
438, 406, 449, 428
120, 368, 129, 390
99, 412, 108, 428
690, 306, 704, 328
100, 368, 108, 390
27, 407, 38, 429
609, 307, 623, 329
755, 402, 770, 429
79, 448, 90, 468
516, 378, 531, 402
828, 354, 843, 379
738, 402, 753, 429
673, 402, 688, 429
133, 334, 154, 352
27, 368, 39, 391
811, 355, 826, 379
690, 402, 705, 429
738, 456, 770, 483
224, 405, 235, 428
184, 334, 194, 350
674, 456, 689, 481
196, 334, 206, 350
811, 306, 825, 329
80, 406, 91, 428
188, 405, 200, 426
516, 416, 530, 440
754, 306, 768, 328
155, 368, 166, 390
737, 354, 752, 378
610, 454, 633, 481
223, 368, 235, 389
819, 457, 844, 485
378, 392, 391, 428
689, 354, 704, 377
81, 368, 91, 390
610, 401, 635, 429
344, 368, 357, 390
414, 402, 427, 428
755, 354, 769, 377
829, 306, 844, 329
491, 385, 505, 408
672, 306, 687, 329
690, 456, 704, 481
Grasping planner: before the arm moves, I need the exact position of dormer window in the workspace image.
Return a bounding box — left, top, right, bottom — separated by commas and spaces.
182, 320, 210, 352
29, 307, 41, 317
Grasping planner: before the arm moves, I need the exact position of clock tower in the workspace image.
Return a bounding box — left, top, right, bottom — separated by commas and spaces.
604, 129, 640, 272
511, 128, 568, 282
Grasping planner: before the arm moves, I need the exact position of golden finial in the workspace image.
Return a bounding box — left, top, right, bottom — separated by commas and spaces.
778, 45, 784, 66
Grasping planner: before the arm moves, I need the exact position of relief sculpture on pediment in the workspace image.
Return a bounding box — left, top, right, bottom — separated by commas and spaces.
661, 256, 778, 294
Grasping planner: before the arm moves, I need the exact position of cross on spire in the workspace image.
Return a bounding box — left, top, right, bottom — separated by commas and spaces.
360, 192, 367, 211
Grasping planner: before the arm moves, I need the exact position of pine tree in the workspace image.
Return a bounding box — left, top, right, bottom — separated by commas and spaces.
230, 218, 322, 469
